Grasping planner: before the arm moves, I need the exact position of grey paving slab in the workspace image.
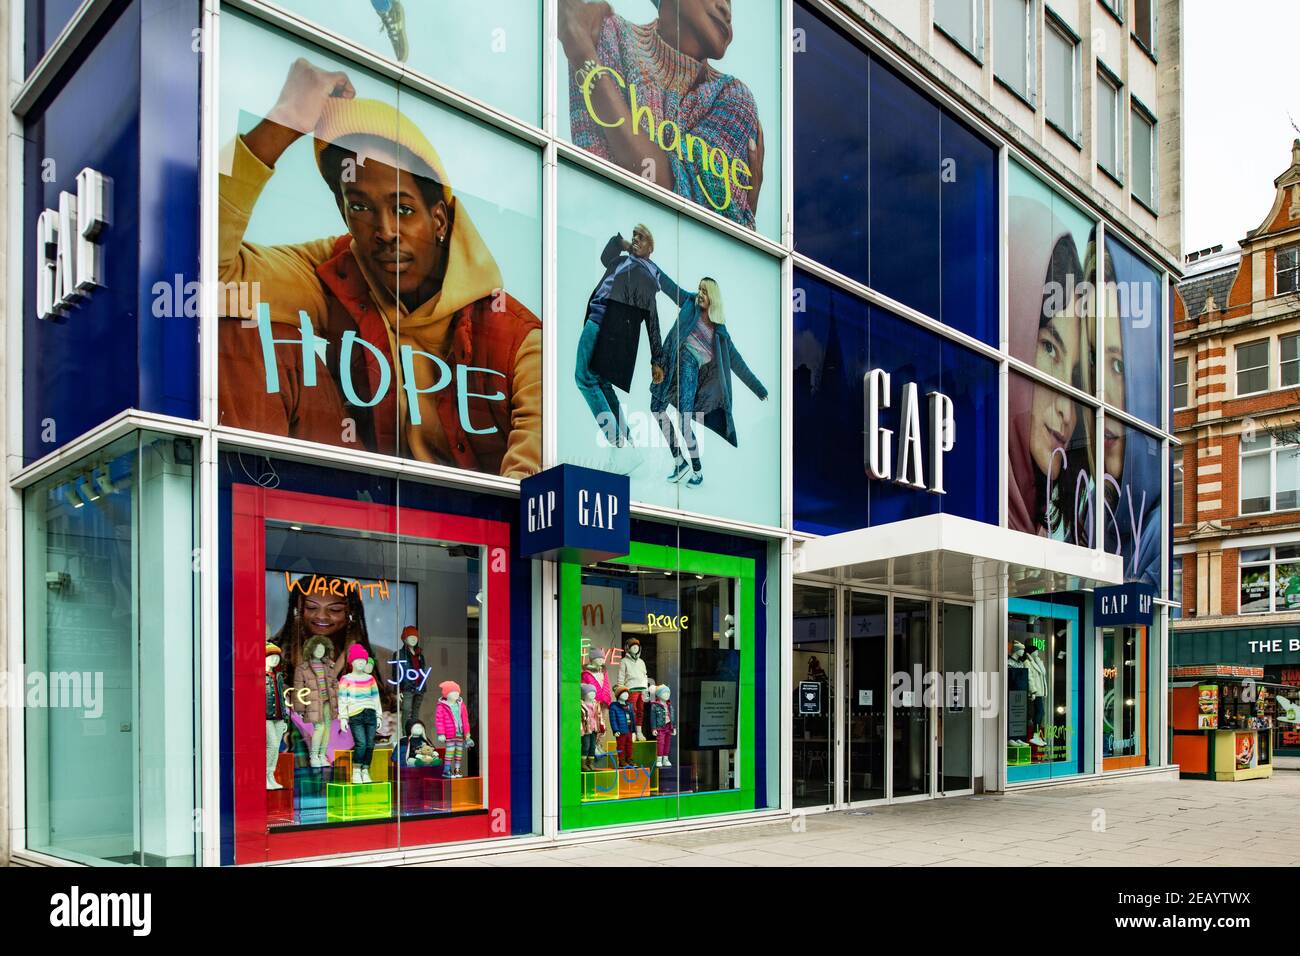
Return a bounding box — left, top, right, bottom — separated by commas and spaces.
407, 773, 1300, 867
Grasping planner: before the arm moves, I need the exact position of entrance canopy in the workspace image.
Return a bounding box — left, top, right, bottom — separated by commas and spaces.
792, 514, 1124, 600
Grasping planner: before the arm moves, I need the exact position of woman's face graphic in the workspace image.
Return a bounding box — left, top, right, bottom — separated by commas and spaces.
1029, 381, 1077, 481
697, 282, 711, 312
302, 597, 348, 637
1104, 306, 1127, 479
1034, 311, 1083, 388
669, 0, 734, 60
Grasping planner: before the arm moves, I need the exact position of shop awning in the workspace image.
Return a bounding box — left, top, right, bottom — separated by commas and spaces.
792, 513, 1124, 600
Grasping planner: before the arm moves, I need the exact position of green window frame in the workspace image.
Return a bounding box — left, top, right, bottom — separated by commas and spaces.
559, 540, 757, 830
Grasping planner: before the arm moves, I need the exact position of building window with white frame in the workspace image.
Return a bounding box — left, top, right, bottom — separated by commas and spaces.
994, 0, 1035, 104
1276, 244, 1300, 296
1173, 355, 1189, 409
1131, 103, 1157, 209
1133, 0, 1156, 54
1282, 333, 1300, 387
1096, 68, 1122, 178
1172, 447, 1183, 525
1239, 545, 1300, 613
1045, 13, 1080, 141
1171, 561, 1182, 618
1236, 339, 1270, 395
1100, 0, 1125, 22
1240, 431, 1300, 515
934, 0, 984, 61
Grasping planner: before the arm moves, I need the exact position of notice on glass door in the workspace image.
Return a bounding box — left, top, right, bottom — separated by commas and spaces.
699, 680, 739, 747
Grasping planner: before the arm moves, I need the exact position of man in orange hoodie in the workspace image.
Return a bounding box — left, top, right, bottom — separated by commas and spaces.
218, 58, 541, 479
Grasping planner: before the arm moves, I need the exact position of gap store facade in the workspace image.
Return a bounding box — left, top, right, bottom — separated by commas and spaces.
6, 0, 1177, 866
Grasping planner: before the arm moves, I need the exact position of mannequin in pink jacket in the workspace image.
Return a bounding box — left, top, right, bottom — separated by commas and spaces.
581, 656, 614, 744
434, 680, 474, 778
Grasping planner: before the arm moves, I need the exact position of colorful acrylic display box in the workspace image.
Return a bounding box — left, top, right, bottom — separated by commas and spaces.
326, 781, 392, 822
1007, 741, 1032, 766
397, 765, 452, 815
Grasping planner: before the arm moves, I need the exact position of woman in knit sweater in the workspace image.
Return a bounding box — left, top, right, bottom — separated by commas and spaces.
560, 0, 766, 230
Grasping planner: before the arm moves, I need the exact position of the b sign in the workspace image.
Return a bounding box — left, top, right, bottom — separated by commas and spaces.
864, 368, 955, 495
798, 681, 821, 716
520, 464, 630, 563
1094, 583, 1155, 627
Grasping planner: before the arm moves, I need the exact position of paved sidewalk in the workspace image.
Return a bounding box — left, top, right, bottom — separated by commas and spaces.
431, 773, 1300, 867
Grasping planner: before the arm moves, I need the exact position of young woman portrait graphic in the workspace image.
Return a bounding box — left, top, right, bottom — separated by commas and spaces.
650, 276, 768, 487
1008, 234, 1095, 543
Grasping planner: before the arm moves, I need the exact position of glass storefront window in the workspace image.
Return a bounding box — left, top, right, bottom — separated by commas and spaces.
561, 533, 775, 830
1007, 597, 1086, 782
1008, 373, 1095, 545
24, 432, 199, 866
225, 456, 535, 863
1102, 626, 1148, 768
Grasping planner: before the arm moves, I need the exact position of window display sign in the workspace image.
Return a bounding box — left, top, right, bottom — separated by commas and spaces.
558, 0, 782, 238
798, 681, 821, 716
218, 11, 542, 478
556, 163, 781, 526
520, 464, 630, 562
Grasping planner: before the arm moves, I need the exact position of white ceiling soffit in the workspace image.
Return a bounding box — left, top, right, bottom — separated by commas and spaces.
793, 514, 1125, 600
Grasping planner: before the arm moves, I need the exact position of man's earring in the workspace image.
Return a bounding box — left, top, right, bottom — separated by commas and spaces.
438, 232, 447, 246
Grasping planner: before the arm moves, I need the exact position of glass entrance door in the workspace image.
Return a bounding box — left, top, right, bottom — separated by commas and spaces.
792, 584, 835, 809
792, 585, 975, 806
892, 598, 931, 798
847, 592, 887, 802
938, 603, 974, 793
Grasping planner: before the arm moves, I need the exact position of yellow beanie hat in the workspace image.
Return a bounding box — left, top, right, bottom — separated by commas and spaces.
313, 97, 452, 202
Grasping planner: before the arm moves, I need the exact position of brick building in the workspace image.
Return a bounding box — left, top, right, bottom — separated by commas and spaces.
1172, 140, 1300, 734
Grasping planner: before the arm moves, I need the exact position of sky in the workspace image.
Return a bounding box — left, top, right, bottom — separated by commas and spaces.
1184, 0, 1299, 254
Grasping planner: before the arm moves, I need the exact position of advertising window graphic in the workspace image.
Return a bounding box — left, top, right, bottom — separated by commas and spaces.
218, 11, 543, 478
558, 0, 782, 238
556, 163, 781, 526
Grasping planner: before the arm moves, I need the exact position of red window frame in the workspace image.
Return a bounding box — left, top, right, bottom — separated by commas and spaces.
232, 485, 513, 863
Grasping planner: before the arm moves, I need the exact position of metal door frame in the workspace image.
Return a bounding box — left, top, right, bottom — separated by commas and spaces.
793, 580, 977, 809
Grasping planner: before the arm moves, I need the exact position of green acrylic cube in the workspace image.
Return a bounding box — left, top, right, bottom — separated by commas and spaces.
581, 770, 620, 802
326, 781, 392, 821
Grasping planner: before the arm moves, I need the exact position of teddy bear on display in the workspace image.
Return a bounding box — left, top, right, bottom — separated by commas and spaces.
402, 719, 441, 769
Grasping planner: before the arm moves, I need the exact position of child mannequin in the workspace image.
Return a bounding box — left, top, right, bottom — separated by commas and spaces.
435, 680, 474, 778
580, 685, 605, 771
649, 684, 676, 768
609, 685, 636, 768
266, 643, 288, 790
293, 635, 339, 768
618, 638, 651, 741
338, 644, 382, 783
581, 655, 614, 744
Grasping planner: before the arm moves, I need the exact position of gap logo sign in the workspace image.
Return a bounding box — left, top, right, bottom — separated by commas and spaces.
36, 167, 111, 321
520, 464, 630, 563
1094, 583, 1156, 627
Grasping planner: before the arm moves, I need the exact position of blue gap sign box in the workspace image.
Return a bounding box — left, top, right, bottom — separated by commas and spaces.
520, 465, 630, 563
1094, 583, 1156, 628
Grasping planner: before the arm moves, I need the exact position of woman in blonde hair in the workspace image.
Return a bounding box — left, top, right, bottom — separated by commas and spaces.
650, 276, 767, 487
